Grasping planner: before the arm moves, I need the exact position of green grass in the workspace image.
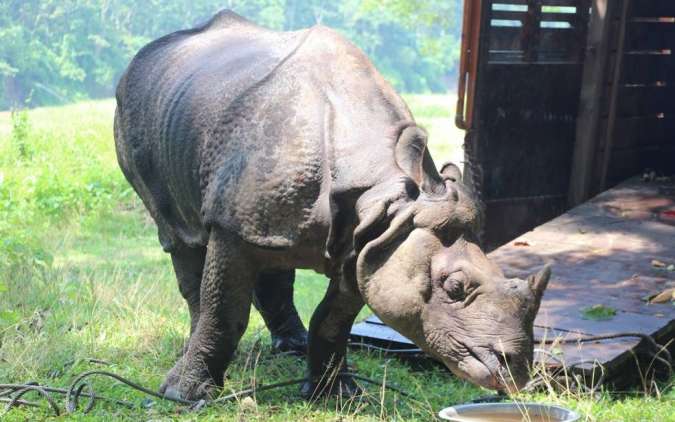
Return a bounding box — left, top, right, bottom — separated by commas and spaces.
0, 97, 673, 421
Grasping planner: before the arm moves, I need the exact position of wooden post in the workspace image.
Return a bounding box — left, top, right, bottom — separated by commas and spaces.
568, 0, 619, 206
596, 0, 631, 192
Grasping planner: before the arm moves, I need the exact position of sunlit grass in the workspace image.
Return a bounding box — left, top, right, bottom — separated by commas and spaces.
0, 97, 673, 420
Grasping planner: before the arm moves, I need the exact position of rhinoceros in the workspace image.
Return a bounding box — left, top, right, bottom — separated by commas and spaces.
114, 10, 550, 401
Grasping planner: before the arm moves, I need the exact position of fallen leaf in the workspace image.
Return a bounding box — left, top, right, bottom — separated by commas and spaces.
649, 288, 675, 304
651, 259, 666, 268
581, 304, 617, 321
514, 241, 530, 247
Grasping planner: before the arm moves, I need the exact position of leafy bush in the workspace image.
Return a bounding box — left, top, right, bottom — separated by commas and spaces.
0, 1, 461, 109
0, 101, 129, 306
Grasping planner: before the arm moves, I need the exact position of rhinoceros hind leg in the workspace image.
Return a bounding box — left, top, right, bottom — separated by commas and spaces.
170, 244, 207, 354
302, 277, 364, 400
253, 269, 308, 355
160, 228, 255, 401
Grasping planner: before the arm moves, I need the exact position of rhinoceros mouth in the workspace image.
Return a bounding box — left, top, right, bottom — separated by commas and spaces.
459, 346, 531, 392
426, 329, 500, 389
456, 347, 503, 389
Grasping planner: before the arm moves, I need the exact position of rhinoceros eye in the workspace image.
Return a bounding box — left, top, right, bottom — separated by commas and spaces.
442, 272, 466, 300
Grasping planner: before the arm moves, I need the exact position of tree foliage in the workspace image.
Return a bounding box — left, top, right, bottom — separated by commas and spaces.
0, 0, 461, 108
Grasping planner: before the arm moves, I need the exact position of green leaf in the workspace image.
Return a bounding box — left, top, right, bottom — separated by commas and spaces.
0, 281, 7, 293
581, 304, 617, 321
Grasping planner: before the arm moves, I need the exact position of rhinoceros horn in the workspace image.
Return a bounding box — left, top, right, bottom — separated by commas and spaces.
527, 264, 552, 313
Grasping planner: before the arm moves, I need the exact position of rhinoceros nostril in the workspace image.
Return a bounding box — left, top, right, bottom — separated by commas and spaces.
448, 186, 459, 201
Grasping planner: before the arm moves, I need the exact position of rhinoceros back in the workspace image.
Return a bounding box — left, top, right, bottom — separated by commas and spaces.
114, 11, 323, 251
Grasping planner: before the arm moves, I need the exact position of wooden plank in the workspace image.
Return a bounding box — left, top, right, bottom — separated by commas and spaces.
608, 145, 675, 184
488, 51, 526, 62
494, 247, 675, 314
541, 13, 579, 22
630, 1, 675, 18
616, 86, 675, 116
625, 21, 675, 51
540, 0, 583, 5
494, 177, 675, 366
483, 63, 583, 114
612, 116, 675, 149
536, 341, 640, 370
478, 56, 583, 246
476, 1, 583, 249
567, 178, 675, 220
536, 279, 675, 317
488, 26, 524, 51
484, 196, 568, 249
569, 0, 619, 206
487, 26, 584, 61
514, 214, 675, 254
350, 179, 675, 377
622, 52, 675, 84
482, 119, 577, 196
490, 10, 528, 21
488, 0, 581, 5
536, 305, 669, 338
538, 27, 583, 60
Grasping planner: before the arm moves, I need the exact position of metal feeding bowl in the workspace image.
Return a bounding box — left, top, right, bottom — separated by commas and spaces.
438, 402, 580, 422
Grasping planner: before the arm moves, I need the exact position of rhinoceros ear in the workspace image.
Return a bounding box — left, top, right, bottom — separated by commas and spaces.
395, 126, 445, 194
440, 162, 462, 182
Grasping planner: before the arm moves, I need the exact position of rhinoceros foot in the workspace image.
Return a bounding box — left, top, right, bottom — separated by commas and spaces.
271, 330, 308, 356
159, 357, 217, 402
300, 373, 363, 401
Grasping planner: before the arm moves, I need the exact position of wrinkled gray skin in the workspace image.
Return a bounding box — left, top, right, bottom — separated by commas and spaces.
114, 10, 550, 401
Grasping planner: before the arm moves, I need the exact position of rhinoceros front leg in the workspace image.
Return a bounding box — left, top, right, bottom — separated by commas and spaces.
301, 277, 364, 399
160, 228, 255, 401
253, 270, 308, 355
170, 244, 206, 353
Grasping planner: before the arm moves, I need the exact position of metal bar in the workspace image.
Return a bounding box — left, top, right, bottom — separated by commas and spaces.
455, 0, 483, 130
455, 0, 474, 129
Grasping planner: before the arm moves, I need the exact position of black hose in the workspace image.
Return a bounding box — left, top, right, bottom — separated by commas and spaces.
1, 369, 411, 416
2, 332, 670, 416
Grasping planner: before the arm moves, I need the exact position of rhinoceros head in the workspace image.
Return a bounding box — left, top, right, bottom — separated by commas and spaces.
352, 125, 550, 392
